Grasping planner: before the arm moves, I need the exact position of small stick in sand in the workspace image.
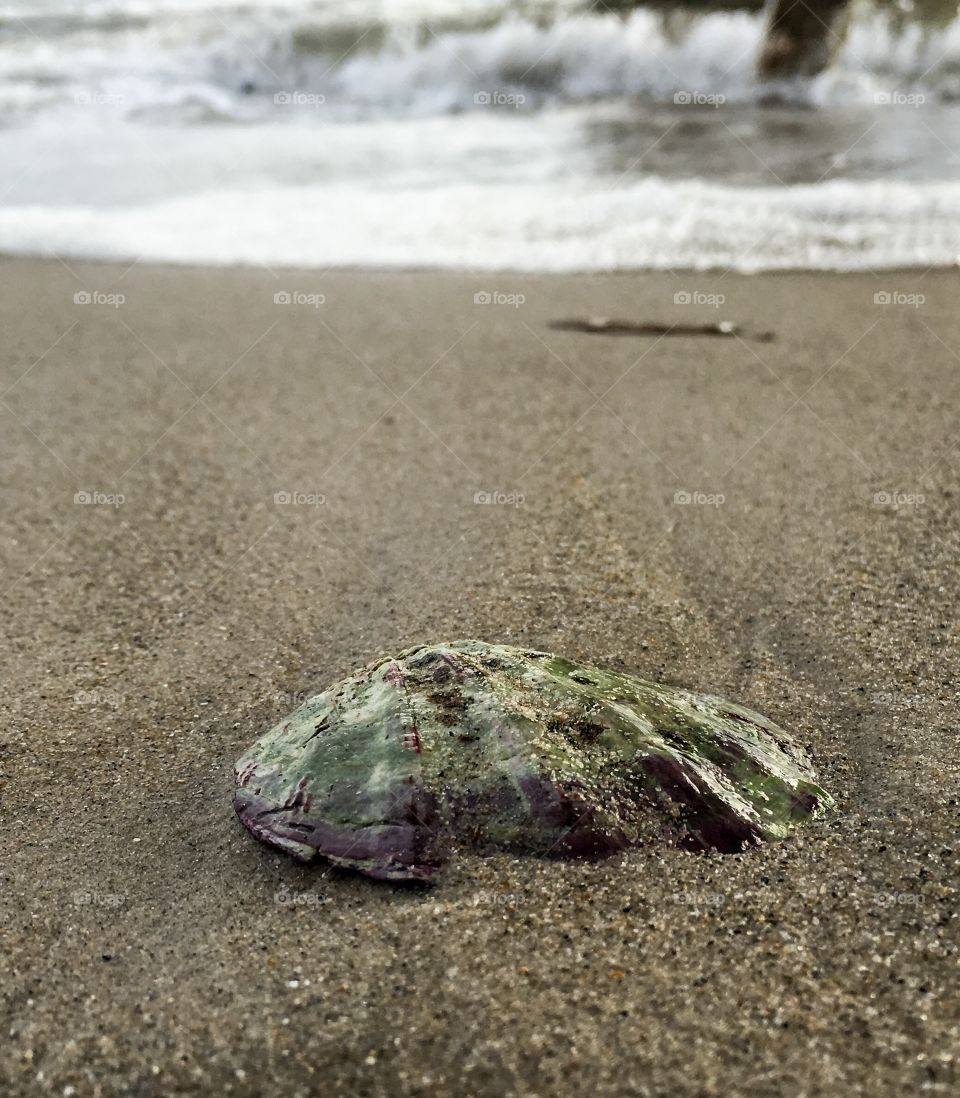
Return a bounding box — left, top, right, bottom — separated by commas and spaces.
548, 317, 776, 342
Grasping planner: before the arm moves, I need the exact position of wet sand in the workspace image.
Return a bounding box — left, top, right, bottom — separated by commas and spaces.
1, 258, 957, 1096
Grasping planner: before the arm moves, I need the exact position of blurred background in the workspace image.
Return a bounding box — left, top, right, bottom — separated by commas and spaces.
1, 0, 958, 269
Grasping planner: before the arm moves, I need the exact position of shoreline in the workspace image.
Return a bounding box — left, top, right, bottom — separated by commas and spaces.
3, 252, 958, 277
1, 258, 957, 1096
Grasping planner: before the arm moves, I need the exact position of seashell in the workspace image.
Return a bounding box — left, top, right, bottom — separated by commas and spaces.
234, 641, 832, 882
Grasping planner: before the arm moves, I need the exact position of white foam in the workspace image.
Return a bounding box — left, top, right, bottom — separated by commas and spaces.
1, 177, 958, 272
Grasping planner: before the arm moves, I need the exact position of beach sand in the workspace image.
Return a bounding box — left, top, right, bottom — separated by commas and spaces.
1, 258, 957, 1096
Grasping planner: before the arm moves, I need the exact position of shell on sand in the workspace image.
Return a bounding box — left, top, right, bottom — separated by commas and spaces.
234, 641, 832, 881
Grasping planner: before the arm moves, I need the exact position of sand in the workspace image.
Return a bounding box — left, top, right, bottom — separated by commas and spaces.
1, 257, 957, 1097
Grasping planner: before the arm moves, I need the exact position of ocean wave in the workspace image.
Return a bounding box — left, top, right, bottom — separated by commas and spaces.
3, 2, 957, 273
2, 1, 960, 123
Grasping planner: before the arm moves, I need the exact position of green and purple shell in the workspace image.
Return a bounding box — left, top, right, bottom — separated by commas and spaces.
234, 641, 831, 881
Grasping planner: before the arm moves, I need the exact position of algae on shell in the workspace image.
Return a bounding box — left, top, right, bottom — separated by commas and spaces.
234, 640, 831, 881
